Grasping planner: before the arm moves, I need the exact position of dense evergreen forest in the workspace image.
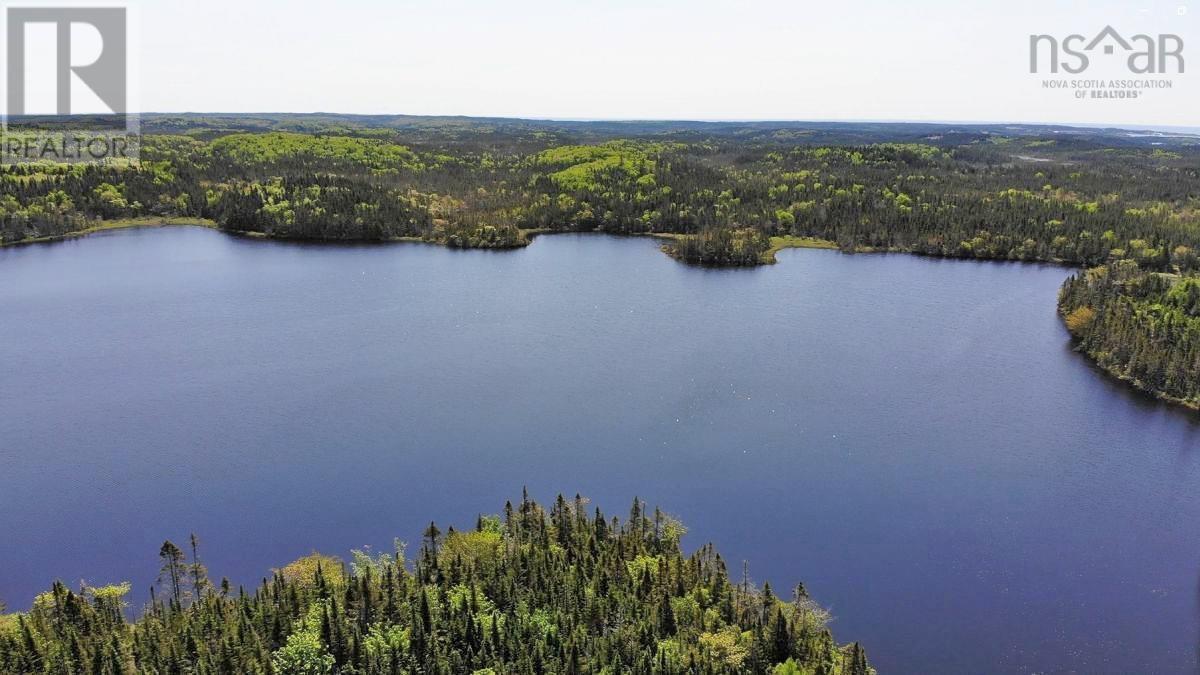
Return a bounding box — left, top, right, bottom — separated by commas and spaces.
2, 115, 1198, 269
0, 495, 871, 675
1059, 261, 1200, 410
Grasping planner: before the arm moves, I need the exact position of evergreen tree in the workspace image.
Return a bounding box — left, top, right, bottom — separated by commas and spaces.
157, 540, 186, 606
0, 495, 872, 674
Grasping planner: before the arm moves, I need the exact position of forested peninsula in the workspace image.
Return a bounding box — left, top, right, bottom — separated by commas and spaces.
1059, 262, 1200, 410
3, 115, 1198, 408
0, 495, 872, 675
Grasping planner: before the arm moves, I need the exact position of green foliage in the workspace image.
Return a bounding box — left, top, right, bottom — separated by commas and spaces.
1060, 262, 1200, 409
277, 553, 345, 588
0, 495, 871, 674
535, 142, 655, 191
668, 228, 773, 266
4, 115, 1199, 271
273, 628, 335, 675
438, 529, 502, 568
210, 132, 420, 174
437, 221, 527, 249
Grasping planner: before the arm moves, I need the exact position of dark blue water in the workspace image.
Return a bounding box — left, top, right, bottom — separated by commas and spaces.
1, 227, 1198, 673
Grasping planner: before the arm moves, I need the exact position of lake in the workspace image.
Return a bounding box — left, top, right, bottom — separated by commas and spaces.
1, 227, 1198, 673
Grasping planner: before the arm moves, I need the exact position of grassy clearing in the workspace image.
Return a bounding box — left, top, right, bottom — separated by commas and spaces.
90, 216, 217, 230
642, 231, 688, 242
762, 235, 840, 263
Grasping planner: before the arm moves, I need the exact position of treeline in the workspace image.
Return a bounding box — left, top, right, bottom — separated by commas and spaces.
0, 494, 872, 675
2, 122, 1199, 270
519, 143, 1200, 268
1059, 260, 1200, 409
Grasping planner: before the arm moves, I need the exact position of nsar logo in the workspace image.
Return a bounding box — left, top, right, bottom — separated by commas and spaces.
1030, 26, 1185, 74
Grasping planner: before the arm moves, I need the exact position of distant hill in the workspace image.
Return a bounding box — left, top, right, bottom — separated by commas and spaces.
8, 112, 1199, 149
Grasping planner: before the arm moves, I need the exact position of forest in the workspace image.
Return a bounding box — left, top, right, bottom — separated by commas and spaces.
1059, 261, 1200, 409
0, 494, 871, 675
2, 115, 1198, 270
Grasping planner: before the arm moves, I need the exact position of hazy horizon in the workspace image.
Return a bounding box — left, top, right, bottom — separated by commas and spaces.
50, 111, 1200, 136
20, 0, 1191, 128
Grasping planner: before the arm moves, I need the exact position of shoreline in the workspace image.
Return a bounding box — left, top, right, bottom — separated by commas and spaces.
12, 217, 1192, 415
1, 220, 1072, 269
0, 217, 220, 248
1066, 337, 1200, 413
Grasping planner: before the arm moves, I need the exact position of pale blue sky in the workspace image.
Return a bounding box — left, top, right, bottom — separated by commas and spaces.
133, 0, 1196, 126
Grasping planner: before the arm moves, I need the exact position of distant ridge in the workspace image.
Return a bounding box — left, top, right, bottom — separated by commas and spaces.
8, 112, 1199, 147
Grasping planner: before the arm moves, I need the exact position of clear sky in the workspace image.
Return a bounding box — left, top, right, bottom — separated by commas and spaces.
130, 0, 1195, 127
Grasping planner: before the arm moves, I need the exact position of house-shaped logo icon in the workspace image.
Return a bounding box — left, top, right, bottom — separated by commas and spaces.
1085, 26, 1133, 55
